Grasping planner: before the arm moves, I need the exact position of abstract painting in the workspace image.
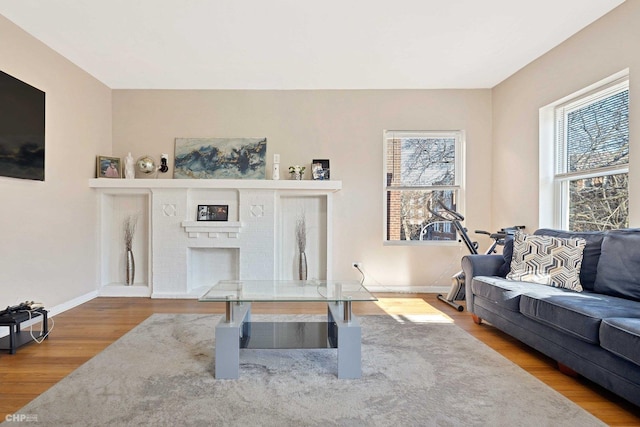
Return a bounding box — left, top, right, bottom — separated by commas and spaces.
0, 70, 45, 181
174, 137, 267, 179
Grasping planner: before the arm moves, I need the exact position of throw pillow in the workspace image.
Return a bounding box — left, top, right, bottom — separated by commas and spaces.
593, 229, 640, 301
497, 234, 514, 278
506, 232, 586, 291
533, 229, 606, 291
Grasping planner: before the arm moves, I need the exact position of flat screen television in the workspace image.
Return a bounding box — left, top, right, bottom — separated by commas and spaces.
0, 70, 45, 181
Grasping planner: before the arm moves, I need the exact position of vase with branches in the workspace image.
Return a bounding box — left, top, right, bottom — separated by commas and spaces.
124, 214, 138, 285
296, 214, 307, 280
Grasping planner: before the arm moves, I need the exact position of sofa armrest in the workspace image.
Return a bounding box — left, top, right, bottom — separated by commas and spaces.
461, 254, 505, 313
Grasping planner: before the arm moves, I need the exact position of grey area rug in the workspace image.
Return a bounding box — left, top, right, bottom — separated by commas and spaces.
5, 314, 604, 427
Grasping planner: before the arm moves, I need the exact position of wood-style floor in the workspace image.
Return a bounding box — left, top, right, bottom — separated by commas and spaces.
1, 294, 639, 425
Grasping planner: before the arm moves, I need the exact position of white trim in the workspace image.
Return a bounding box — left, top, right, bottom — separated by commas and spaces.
90, 178, 341, 192
47, 291, 98, 316
382, 130, 465, 244
99, 285, 151, 297
364, 285, 451, 294
0, 291, 98, 339
539, 69, 629, 230
555, 165, 629, 181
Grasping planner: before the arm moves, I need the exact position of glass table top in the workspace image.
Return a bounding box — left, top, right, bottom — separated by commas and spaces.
199, 280, 378, 303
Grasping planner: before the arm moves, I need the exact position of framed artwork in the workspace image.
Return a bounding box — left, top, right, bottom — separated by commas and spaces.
312, 159, 330, 180
197, 204, 229, 221
96, 156, 121, 178
174, 137, 267, 179
0, 70, 45, 181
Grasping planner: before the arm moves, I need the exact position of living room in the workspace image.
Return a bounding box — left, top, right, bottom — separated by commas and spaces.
1, 1, 639, 425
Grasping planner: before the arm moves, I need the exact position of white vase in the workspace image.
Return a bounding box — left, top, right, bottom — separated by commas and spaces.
124, 152, 135, 179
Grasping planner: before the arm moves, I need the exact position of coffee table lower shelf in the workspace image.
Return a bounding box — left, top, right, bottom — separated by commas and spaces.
215, 302, 361, 379
240, 322, 337, 349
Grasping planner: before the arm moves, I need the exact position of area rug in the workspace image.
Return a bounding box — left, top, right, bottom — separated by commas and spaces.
5, 314, 604, 426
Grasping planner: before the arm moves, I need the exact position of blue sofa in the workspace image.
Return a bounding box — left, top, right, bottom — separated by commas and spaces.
462, 228, 640, 407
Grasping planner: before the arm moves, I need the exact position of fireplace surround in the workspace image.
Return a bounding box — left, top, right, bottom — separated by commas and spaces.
90, 179, 341, 298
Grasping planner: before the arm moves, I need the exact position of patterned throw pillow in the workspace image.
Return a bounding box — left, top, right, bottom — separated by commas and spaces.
506, 232, 586, 291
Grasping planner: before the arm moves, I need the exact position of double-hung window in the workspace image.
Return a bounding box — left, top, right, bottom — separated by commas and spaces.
384, 130, 464, 243
553, 77, 629, 231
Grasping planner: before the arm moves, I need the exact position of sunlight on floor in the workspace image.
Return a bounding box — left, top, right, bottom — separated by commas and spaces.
374, 298, 454, 324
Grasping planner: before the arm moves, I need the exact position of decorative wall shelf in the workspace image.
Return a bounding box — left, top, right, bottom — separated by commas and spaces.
181, 221, 242, 238
89, 179, 342, 191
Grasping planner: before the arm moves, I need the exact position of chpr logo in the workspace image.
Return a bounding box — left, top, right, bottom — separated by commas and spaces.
5, 414, 38, 423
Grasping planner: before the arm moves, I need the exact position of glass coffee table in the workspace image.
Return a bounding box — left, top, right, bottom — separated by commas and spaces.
199, 279, 378, 379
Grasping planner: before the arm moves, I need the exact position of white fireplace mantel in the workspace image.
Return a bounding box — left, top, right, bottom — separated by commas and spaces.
90, 178, 342, 298
89, 178, 341, 191
181, 221, 243, 238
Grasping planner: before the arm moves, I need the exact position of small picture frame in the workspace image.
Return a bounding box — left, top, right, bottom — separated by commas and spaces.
197, 204, 229, 221
97, 156, 122, 178
312, 159, 330, 180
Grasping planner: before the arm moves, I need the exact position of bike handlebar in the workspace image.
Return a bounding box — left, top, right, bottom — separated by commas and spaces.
429, 199, 465, 222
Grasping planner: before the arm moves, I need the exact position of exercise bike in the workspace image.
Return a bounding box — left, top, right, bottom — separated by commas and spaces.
426, 200, 524, 311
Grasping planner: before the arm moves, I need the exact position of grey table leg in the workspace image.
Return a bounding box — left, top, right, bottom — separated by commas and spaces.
215, 302, 251, 379
327, 301, 361, 379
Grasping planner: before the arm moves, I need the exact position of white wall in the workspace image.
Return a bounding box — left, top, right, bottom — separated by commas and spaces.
491, 1, 639, 231
112, 89, 493, 290
0, 15, 112, 309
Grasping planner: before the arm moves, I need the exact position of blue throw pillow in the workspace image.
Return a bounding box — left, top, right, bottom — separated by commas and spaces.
497, 235, 513, 277
593, 229, 640, 301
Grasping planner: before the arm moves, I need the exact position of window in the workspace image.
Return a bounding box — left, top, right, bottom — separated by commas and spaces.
384, 130, 464, 243
553, 77, 629, 231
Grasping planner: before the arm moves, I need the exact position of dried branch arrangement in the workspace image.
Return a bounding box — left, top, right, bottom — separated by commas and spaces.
124, 214, 139, 251
296, 214, 307, 253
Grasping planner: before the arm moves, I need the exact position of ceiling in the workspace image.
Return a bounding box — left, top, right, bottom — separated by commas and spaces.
0, 0, 625, 90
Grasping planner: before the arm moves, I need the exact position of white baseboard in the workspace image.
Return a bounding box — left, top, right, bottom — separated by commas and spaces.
47, 291, 99, 316
364, 285, 451, 294
0, 291, 98, 339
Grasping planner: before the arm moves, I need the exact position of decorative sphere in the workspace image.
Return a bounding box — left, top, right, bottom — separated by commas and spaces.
136, 156, 156, 175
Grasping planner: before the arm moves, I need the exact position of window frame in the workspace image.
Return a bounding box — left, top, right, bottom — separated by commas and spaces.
383, 130, 465, 245
540, 71, 629, 230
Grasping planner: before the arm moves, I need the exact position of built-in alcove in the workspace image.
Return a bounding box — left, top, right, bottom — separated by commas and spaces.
278, 195, 328, 280
97, 190, 151, 297
90, 179, 341, 298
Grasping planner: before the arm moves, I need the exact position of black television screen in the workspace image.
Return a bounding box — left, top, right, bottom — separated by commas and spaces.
0, 70, 45, 181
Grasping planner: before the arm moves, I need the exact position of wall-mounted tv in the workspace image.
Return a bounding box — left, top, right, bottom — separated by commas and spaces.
0, 70, 45, 181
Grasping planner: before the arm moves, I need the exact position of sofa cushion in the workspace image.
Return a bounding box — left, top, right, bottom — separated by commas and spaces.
593, 229, 640, 301
519, 291, 640, 344
600, 318, 640, 366
534, 229, 606, 291
507, 233, 586, 291
471, 276, 542, 312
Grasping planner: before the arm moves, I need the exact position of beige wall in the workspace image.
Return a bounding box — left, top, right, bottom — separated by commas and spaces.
491, 1, 638, 230
0, 15, 112, 308
112, 89, 492, 289
2, 0, 632, 302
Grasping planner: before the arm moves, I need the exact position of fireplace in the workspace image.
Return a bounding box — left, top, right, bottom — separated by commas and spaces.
90, 179, 341, 298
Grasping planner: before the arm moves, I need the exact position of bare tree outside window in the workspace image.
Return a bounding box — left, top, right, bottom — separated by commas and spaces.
385, 131, 462, 242
558, 87, 629, 231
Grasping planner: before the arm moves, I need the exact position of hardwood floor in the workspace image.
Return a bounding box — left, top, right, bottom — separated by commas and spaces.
1, 294, 639, 425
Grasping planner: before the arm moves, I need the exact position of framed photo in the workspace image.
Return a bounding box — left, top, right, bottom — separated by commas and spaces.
312, 159, 330, 180
197, 204, 229, 221
97, 156, 122, 178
